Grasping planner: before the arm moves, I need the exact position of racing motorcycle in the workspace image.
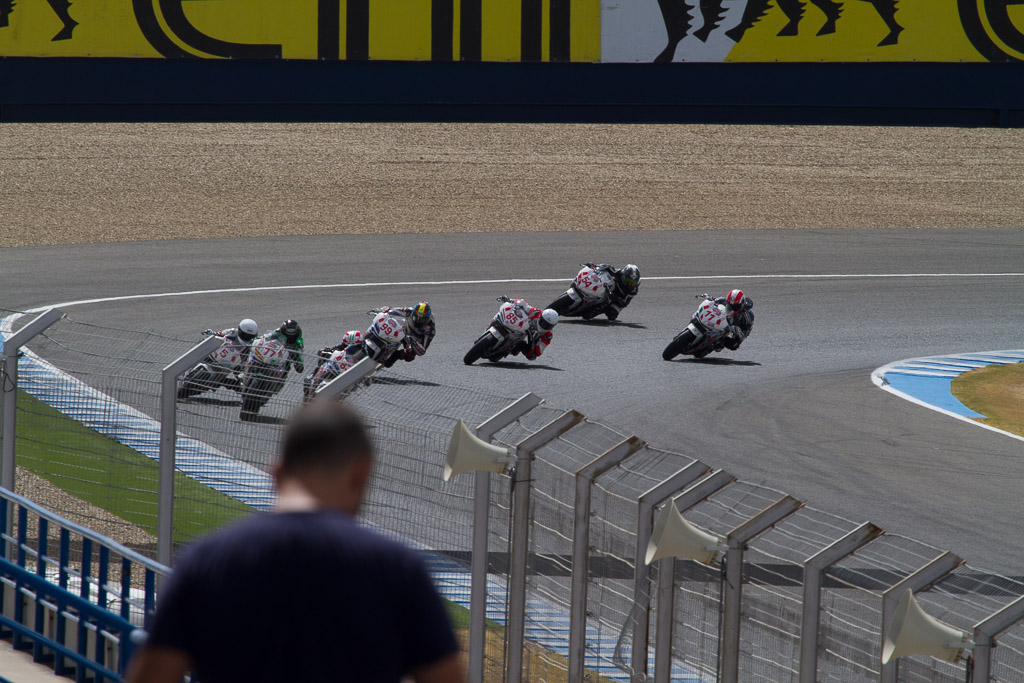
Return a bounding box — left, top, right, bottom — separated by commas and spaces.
662, 294, 737, 361
464, 296, 533, 365
363, 307, 408, 367
301, 309, 405, 401
302, 345, 361, 402
239, 336, 290, 421
176, 333, 246, 400
547, 263, 616, 319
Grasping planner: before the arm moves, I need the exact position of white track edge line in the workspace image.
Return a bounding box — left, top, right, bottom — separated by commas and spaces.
17, 271, 1024, 314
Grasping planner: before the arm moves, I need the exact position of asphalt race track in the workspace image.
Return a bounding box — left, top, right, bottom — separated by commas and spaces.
4, 228, 1024, 573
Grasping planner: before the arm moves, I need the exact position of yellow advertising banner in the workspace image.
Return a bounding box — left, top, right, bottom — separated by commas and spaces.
0, 0, 1020, 62
0, 0, 601, 61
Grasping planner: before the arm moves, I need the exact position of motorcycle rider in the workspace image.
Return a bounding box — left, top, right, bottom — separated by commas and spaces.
257, 319, 306, 374
200, 318, 258, 391
714, 289, 754, 351
204, 318, 259, 347
315, 330, 363, 369
364, 302, 437, 368
582, 263, 640, 320
509, 301, 558, 360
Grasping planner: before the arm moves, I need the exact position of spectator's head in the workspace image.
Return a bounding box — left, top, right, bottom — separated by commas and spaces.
275, 400, 374, 515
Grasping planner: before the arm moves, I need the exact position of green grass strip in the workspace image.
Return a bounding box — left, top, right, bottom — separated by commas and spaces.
951, 363, 1024, 438
14, 390, 252, 544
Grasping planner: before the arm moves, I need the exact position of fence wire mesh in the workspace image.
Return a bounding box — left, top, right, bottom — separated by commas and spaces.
3, 308, 1024, 682
593, 447, 703, 679
4, 313, 257, 553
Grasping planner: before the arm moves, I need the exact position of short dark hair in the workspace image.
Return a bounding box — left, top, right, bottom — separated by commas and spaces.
280, 400, 373, 476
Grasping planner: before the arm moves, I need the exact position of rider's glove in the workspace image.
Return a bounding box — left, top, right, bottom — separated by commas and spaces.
729, 325, 746, 340
203, 328, 216, 336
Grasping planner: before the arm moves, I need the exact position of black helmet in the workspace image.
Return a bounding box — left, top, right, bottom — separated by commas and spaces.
279, 319, 302, 342
618, 264, 640, 289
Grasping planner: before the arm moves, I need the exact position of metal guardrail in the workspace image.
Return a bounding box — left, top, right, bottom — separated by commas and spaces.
0, 486, 170, 682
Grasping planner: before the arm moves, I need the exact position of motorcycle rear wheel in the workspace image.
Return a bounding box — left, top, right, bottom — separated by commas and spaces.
662, 330, 697, 361
464, 335, 494, 365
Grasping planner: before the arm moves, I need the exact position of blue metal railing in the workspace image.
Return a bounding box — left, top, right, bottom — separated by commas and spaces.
0, 487, 170, 682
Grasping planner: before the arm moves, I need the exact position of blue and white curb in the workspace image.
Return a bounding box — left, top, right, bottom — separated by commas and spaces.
871, 350, 1024, 444
0, 316, 276, 510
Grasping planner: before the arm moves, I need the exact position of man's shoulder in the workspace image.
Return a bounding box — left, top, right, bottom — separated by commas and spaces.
182, 512, 417, 567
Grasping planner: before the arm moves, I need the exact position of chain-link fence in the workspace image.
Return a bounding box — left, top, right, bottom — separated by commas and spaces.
2, 306, 1024, 682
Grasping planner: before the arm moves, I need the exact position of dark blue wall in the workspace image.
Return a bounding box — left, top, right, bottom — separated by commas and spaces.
2, 57, 1022, 126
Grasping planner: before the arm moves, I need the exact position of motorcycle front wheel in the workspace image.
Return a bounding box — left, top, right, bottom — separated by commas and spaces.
548, 293, 576, 316
240, 372, 280, 420
662, 329, 697, 361
177, 366, 211, 400
464, 335, 495, 365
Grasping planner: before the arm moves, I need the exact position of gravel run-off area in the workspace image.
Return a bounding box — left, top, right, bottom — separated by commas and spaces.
2, 123, 1023, 248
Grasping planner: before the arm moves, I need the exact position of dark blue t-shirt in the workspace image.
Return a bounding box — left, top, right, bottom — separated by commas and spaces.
147, 510, 459, 682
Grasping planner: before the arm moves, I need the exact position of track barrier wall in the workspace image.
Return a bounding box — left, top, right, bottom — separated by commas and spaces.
2, 1, 1024, 125
2, 307, 1024, 682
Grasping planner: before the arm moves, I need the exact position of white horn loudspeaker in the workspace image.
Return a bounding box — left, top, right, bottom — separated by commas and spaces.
882, 589, 971, 665
645, 501, 725, 567
444, 419, 513, 482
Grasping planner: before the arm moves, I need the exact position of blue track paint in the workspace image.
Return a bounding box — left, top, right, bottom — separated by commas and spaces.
884, 374, 985, 418
876, 351, 1024, 421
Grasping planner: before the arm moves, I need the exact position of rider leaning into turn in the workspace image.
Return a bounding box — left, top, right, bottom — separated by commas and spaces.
584, 263, 640, 320
714, 289, 754, 351
260, 319, 306, 373
370, 302, 437, 368
510, 301, 559, 360
201, 319, 258, 391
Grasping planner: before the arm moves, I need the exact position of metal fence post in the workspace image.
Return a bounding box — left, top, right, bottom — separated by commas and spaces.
568, 436, 645, 683
158, 336, 221, 568
878, 551, 963, 683
798, 522, 883, 683
314, 357, 379, 399
0, 308, 63, 494
719, 495, 804, 683
629, 460, 711, 683
506, 410, 585, 683
466, 393, 544, 683
653, 470, 736, 683
972, 594, 1024, 682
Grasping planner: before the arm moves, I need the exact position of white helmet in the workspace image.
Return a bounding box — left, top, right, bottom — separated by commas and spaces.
539, 309, 559, 331
237, 319, 258, 342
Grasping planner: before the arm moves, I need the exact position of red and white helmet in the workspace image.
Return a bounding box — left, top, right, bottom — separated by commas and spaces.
726, 289, 745, 307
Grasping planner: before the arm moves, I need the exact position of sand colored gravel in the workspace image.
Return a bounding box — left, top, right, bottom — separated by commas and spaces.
1, 122, 1022, 248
